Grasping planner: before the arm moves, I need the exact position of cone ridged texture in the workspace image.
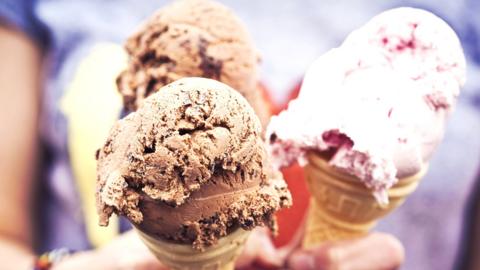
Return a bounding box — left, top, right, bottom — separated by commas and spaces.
303, 153, 427, 248
135, 228, 250, 270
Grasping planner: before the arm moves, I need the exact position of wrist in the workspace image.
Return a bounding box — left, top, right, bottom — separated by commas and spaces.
33, 248, 72, 270
50, 251, 94, 270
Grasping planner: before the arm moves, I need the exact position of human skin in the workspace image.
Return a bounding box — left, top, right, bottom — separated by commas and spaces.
286, 233, 404, 270
0, 24, 42, 270
52, 229, 404, 270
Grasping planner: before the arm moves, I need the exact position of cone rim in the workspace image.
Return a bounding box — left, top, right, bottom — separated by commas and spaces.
306, 152, 427, 197
135, 227, 249, 255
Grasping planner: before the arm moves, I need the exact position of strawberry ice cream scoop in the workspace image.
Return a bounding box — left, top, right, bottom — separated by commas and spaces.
343, 7, 466, 112
266, 8, 466, 204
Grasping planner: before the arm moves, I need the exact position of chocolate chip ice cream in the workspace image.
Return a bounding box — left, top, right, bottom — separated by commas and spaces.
117, 0, 270, 126
96, 78, 291, 249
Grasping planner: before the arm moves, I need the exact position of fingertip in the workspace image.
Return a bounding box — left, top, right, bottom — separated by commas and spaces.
380, 233, 405, 267
256, 232, 284, 267
287, 251, 315, 270
368, 232, 405, 268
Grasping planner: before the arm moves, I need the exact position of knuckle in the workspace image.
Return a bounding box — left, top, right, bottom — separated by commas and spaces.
324, 247, 342, 269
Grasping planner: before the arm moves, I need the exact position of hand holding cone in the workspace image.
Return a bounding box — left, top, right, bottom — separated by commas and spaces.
136, 228, 250, 270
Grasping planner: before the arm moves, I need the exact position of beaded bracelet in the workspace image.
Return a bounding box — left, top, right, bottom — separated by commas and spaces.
33, 248, 72, 270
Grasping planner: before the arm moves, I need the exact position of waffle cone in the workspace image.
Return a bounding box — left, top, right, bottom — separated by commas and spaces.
135, 228, 250, 270
303, 153, 427, 248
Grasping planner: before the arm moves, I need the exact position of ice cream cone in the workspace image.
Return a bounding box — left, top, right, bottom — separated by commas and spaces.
303, 153, 427, 248
135, 228, 250, 270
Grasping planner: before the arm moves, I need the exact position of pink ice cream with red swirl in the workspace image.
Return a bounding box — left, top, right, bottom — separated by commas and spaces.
266, 8, 466, 204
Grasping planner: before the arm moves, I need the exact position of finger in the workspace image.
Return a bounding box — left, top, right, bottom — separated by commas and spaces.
253, 230, 284, 268
287, 245, 327, 270
103, 231, 167, 270
236, 228, 283, 269
287, 233, 404, 270
55, 248, 166, 270
338, 233, 404, 270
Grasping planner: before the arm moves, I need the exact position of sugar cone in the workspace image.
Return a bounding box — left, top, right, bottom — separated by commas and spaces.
135, 228, 250, 270
303, 153, 427, 248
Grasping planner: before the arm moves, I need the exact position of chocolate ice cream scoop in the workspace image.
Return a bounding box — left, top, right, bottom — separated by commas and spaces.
117, 0, 270, 125
96, 78, 291, 249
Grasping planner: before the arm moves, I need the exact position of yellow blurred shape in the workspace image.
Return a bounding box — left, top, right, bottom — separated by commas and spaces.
60, 43, 126, 247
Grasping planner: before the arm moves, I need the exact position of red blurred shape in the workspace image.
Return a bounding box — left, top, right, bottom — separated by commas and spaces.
273, 80, 302, 115
261, 80, 309, 247
273, 164, 310, 247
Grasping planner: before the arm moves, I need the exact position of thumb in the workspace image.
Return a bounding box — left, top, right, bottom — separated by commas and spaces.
99, 230, 167, 270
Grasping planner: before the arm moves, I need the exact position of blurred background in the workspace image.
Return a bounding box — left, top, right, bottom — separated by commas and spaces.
1, 0, 479, 270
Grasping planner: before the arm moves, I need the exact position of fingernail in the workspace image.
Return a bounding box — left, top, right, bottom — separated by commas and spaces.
288, 253, 315, 270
